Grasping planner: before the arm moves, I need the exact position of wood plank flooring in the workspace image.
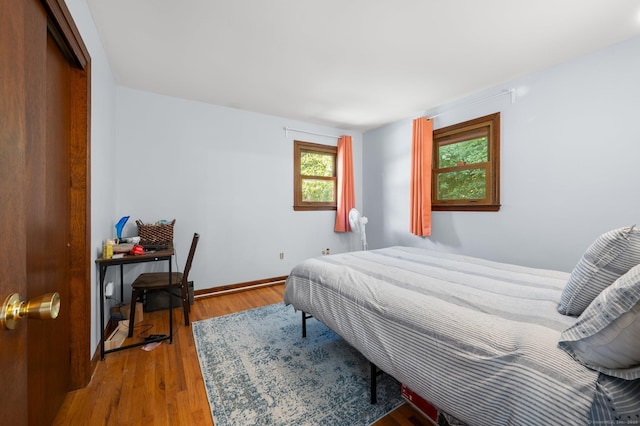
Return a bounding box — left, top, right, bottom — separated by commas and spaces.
54, 284, 426, 425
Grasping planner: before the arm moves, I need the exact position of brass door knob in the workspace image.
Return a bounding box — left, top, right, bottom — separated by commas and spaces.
0, 292, 60, 330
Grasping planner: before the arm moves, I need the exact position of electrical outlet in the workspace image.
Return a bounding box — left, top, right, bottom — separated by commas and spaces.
105, 282, 114, 298
279, 252, 284, 260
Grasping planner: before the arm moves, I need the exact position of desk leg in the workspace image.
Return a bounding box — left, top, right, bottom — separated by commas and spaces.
99, 264, 107, 360
169, 258, 173, 343
119, 264, 124, 303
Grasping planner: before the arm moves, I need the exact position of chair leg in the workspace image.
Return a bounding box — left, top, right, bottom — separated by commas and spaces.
128, 289, 139, 338
180, 283, 190, 326
169, 288, 173, 343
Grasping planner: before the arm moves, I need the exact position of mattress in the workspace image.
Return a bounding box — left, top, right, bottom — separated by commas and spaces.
284, 246, 640, 426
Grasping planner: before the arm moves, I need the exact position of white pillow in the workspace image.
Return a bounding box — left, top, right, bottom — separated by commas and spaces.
558, 264, 640, 379
557, 225, 640, 316
570, 303, 640, 368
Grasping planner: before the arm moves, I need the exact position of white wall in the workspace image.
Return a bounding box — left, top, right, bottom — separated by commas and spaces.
65, 0, 118, 356
114, 88, 363, 290
364, 36, 640, 272
68, 0, 364, 358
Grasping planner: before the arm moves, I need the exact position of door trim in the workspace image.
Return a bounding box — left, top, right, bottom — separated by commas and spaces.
41, 0, 92, 389
42, 0, 88, 68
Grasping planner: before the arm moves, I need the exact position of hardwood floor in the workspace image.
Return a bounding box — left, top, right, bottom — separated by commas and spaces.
54, 284, 425, 425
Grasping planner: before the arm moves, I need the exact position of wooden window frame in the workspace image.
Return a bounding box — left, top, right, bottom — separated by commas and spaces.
293, 140, 337, 211
432, 113, 501, 212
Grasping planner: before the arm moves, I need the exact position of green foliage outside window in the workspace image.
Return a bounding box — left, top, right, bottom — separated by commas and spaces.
437, 169, 486, 200
436, 137, 488, 200
300, 152, 335, 202
438, 137, 488, 167
302, 179, 335, 202
301, 152, 333, 176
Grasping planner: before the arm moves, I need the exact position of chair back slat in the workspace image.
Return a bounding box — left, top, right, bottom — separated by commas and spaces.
181, 233, 200, 285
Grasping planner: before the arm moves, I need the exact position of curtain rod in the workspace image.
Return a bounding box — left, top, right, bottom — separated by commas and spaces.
426, 88, 516, 120
284, 127, 341, 139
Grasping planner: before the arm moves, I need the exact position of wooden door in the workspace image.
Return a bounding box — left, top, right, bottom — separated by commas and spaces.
0, 1, 91, 425
24, 27, 73, 423
0, 1, 31, 422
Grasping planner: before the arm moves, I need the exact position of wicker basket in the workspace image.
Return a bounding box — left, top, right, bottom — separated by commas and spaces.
136, 219, 175, 245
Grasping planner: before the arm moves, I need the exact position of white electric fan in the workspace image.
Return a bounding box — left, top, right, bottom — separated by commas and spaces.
349, 208, 368, 251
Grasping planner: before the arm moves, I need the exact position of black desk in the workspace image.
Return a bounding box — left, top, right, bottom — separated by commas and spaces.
96, 248, 174, 359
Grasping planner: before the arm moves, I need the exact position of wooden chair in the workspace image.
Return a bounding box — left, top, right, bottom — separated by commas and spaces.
127, 233, 200, 338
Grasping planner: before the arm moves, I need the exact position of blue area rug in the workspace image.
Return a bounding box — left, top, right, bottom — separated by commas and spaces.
192, 303, 402, 425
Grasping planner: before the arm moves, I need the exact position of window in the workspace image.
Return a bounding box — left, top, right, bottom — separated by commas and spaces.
432, 113, 500, 211
293, 140, 337, 211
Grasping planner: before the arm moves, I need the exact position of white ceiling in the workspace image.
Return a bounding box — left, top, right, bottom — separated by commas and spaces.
86, 0, 640, 131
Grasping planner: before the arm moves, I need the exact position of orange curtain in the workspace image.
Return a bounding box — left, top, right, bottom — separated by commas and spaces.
334, 135, 355, 232
410, 118, 433, 236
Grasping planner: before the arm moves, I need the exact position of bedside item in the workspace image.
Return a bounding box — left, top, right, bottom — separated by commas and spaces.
112, 243, 134, 253
129, 245, 144, 255
114, 216, 129, 242
401, 384, 439, 423
136, 219, 175, 247
141, 244, 169, 251
102, 239, 114, 259
120, 236, 140, 245
104, 320, 129, 351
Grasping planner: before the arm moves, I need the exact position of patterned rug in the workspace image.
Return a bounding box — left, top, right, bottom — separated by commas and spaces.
192, 303, 402, 425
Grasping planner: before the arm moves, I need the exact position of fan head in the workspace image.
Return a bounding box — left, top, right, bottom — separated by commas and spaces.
349, 209, 362, 232
348, 208, 368, 250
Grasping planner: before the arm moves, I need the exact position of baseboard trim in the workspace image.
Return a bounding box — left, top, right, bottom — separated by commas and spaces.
194, 275, 288, 299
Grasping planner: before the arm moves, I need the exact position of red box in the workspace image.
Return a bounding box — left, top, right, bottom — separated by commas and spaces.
401, 384, 439, 423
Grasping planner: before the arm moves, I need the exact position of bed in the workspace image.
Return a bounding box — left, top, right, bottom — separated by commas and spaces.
284, 240, 640, 426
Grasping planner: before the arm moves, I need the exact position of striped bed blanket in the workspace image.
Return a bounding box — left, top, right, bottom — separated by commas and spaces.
283, 246, 640, 426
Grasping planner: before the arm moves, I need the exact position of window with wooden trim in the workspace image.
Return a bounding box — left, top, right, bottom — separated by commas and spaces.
432, 113, 501, 211
293, 140, 337, 211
